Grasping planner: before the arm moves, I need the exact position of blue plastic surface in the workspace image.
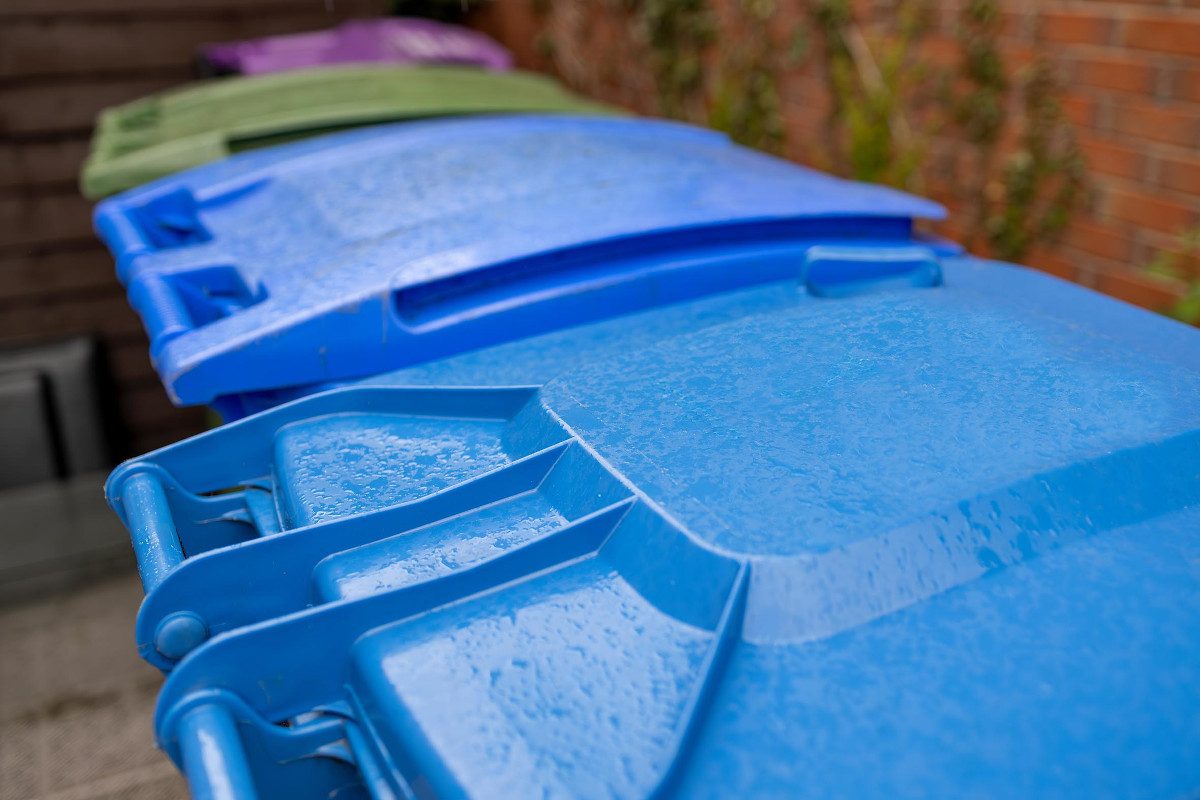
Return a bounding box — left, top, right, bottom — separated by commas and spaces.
93, 114, 943, 410
106, 251, 1200, 798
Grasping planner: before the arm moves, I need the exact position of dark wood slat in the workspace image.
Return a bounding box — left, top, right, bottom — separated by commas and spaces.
129, 421, 209, 458
0, 11, 387, 80
0, 75, 193, 135
0, 192, 95, 248
0, 0, 388, 446
106, 336, 159, 385
115, 380, 208, 437
0, 288, 143, 340
0, 245, 115, 302
0, 0, 386, 18
0, 138, 90, 190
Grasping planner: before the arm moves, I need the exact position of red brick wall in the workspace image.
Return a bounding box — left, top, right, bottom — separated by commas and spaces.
0, 0, 387, 455
471, 0, 1200, 314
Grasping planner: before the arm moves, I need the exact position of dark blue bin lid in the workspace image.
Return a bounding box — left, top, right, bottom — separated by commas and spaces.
107, 250, 1200, 798
94, 114, 943, 406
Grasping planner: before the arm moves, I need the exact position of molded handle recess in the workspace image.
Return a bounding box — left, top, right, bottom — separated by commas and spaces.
128, 266, 265, 356
178, 703, 259, 800
802, 245, 943, 298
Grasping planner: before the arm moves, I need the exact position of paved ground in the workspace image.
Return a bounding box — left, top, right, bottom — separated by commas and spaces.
0, 571, 187, 800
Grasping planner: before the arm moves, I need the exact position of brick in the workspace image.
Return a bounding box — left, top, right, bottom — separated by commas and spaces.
1155, 152, 1200, 195
1072, 54, 1158, 94
1078, 135, 1145, 181
922, 183, 959, 212
1154, 250, 1200, 281
1024, 246, 1078, 281
778, 74, 830, 114
1001, 11, 1036, 42
1093, 265, 1184, 311
1110, 101, 1199, 147
1064, 218, 1137, 264
1000, 44, 1039, 73
779, 110, 829, 164
1106, 185, 1199, 235
1038, 10, 1116, 46
1060, 95, 1096, 128
1124, 14, 1200, 58
916, 35, 960, 69
1170, 64, 1200, 104
470, 0, 548, 70
1084, 0, 1191, 5
1139, 227, 1200, 276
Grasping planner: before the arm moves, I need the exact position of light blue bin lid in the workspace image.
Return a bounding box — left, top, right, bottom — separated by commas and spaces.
107, 251, 1200, 798
93, 114, 943, 405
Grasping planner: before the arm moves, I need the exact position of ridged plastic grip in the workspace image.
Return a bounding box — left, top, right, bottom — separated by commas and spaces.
126, 274, 194, 356
120, 471, 185, 593
178, 703, 258, 800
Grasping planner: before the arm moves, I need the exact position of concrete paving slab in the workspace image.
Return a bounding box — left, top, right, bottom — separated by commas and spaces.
0, 571, 186, 800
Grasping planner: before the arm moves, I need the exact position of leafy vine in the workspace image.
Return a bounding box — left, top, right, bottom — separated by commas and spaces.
812, 0, 933, 189
527, 0, 1088, 261
1146, 226, 1200, 324
625, 0, 716, 121
985, 58, 1087, 260
950, 0, 1007, 245
708, 0, 785, 153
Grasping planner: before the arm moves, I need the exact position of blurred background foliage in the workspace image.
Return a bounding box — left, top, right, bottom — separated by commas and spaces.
1146, 226, 1200, 324
530, 0, 1088, 264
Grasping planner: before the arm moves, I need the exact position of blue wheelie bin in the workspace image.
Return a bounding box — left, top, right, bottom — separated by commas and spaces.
106, 214, 1200, 797
92, 114, 945, 421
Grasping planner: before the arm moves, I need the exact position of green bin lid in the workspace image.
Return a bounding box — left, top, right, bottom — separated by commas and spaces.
81, 65, 617, 198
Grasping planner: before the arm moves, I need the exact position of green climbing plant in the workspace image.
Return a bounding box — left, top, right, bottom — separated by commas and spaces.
532, 0, 555, 63
626, 0, 716, 121
708, 0, 785, 153
1146, 226, 1200, 325
949, 0, 1007, 245
985, 58, 1087, 260
532, 0, 1087, 260
953, 0, 1007, 146
942, 1, 1088, 259
811, 0, 934, 190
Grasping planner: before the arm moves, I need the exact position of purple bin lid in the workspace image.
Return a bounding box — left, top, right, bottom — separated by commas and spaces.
201, 17, 513, 76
